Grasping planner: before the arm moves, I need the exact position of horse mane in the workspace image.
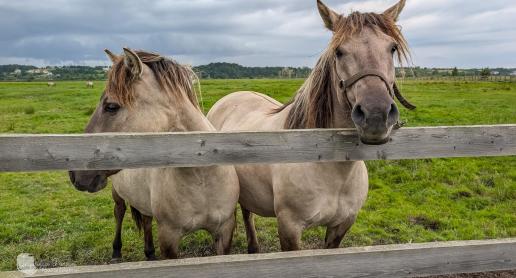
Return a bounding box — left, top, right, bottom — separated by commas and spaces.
106, 50, 200, 110
274, 11, 410, 129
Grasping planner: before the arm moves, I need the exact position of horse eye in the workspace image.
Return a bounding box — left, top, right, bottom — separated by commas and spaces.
391, 45, 398, 54
335, 49, 344, 58
104, 103, 121, 113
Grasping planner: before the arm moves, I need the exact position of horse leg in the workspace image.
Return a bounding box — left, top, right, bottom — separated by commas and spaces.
111, 189, 126, 263
324, 216, 356, 249
142, 215, 157, 261
277, 215, 303, 251
213, 213, 236, 255
157, 224, 182, 259
241, 205, 260, 254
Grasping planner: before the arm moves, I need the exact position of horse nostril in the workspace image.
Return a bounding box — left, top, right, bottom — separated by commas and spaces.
352, 105, 366, 125
387, 103, 399, 125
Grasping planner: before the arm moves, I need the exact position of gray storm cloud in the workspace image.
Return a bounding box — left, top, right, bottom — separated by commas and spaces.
0, 0, 514, 67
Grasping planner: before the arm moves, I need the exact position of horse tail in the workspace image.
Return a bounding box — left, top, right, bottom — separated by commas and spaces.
130, 206, 144, 233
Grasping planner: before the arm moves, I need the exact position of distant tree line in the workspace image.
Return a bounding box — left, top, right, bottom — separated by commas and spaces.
194, 63, 312, 79
1, 64, 515, 81
396, 67, 516, 78
0, 65, 108, 81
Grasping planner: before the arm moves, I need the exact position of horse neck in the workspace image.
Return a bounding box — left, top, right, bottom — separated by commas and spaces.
165, 97, 217, 176
277, 70, 355, 130
273, 104, 294, 130
169, 97, 215, 132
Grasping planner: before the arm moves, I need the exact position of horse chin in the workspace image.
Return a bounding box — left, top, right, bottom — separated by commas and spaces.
85, 179, 108, 193
359, 135, 390, 145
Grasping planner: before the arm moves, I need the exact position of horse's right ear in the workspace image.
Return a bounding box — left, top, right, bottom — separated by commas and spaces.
123, 47, 143, 78
104, 49, 119, 63
317, 0, 340, 31
383, 0, 406, 22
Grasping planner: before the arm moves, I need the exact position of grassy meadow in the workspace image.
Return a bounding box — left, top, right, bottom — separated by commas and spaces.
0, 79, 515, 271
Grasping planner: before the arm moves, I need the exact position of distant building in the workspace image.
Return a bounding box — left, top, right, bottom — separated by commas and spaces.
398, 69, 406, 78
279, 67, 294, 78
13, 69, 21, 75
491, 71, 500, 75
511, 71, 516, 76
27, 68, 50, 74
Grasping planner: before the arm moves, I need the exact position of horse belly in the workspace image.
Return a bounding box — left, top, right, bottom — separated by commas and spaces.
149, 167, 240, 233
236, 164, 276, 217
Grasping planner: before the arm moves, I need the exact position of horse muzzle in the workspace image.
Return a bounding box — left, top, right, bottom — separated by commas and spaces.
352, 102, 399, 145
69, 170, 110, 193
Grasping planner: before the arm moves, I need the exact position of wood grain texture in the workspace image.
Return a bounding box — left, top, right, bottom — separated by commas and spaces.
0, 125, 515, 172
4, 239, 514, 278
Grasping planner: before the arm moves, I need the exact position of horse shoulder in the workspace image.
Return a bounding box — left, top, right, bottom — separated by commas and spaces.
111, 169, 154, 216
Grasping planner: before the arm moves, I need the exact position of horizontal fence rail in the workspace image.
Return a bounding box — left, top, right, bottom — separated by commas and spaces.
0, 125, 515, 172
4, 239, 515, 278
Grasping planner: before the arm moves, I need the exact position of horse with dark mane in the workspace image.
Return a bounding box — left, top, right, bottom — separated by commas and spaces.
69, 48, 239, 260
208, 0, 414, 252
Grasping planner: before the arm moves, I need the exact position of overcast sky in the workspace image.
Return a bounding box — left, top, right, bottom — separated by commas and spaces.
0, 0, 515, 68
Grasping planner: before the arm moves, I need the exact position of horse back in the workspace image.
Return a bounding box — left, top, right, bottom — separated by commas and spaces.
207, 91, 284, 132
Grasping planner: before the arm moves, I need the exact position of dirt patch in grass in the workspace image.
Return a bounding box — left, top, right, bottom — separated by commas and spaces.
408, 216, 441, 231
24, 106, 35, 114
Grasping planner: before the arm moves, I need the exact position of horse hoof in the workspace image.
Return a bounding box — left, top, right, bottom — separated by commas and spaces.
146, 255, 158, 261
110, 257, 123, 264
247, 246, 260, 254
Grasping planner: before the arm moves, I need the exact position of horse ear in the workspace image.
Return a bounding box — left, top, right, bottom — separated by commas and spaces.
104, 49, 119, 63
123, 47, 143, 77
383, 0, 406, 22
317, 0, 340, 31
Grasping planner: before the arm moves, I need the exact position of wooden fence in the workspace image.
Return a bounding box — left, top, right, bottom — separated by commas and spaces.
403, 75, 516, 82
1, 125, 515, 172
1, 124, 515, 277
4, 239, 515, 278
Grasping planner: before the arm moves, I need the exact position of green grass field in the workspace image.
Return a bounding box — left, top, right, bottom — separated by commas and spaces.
0, 80, 515, 271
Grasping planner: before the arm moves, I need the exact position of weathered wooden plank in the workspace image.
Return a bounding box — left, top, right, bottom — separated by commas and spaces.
4, 239, 515, 278
0, 125, 514, 172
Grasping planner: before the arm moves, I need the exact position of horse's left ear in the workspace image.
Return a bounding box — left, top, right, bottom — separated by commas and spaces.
317, 0, 340, 31
123, 47, 143, 78
104, 49, 119, 64
383, 0, 406, 22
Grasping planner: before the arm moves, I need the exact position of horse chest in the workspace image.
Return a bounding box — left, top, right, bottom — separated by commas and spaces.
112, 171, 153, 216
273, 162, 368, 227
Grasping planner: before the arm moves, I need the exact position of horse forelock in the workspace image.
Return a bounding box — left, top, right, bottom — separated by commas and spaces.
275, 11, 410, 130
330, 12, 410, 65
105, 51, 200, 110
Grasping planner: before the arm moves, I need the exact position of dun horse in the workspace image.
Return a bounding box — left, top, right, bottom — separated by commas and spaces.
208, 0, 414, 252
69, 48, 239, 260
